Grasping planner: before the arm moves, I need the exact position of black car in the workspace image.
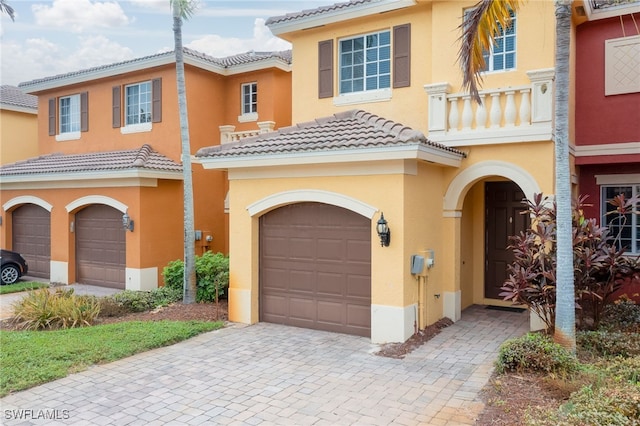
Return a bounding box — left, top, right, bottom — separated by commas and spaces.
1, 249, 29, 285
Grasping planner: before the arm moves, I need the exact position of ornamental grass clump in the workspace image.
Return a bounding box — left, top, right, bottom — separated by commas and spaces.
11, 288, 100, 330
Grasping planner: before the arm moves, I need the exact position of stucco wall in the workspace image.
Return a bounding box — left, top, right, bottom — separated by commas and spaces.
0, 109, 38, 165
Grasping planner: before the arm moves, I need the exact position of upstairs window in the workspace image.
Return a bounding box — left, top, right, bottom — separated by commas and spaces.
48, 92, 88, 141
59, 95, 80, 133
602, 184, 640, 255
242, 82, 257, 115
464, 8, 517, 73
317, 24, 410, 102
112, 78, 161, 134
339, 30, 391, 94
125, 81, 152, 125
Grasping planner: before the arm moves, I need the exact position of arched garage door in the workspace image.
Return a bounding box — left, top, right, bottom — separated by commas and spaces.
260, 202, 371, 337
76, 205, 125, 289
12, 204, 51, 279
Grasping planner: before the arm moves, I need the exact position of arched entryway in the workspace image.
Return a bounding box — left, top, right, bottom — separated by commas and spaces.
75, 205, 125, 289
12, 204, 51, 279
259, 202, 372, 337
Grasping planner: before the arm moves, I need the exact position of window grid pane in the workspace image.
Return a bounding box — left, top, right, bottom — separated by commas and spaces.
241, 83, 257, 114
59, 95, 80, 134
602, 185, 639, 254
125, 82, 151, 125
339, 30, 391, 94
465, 8, 516, 73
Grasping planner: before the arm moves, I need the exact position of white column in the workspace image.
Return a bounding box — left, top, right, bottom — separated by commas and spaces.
475, 94, 487, 129
448, 98, 460, 131
504, 90, 517, 127
219, 125, 236, 144
424, 83, 451, 136
519, 89, 531, 126
526, 68, 555, 126
489, 93, 502, 128
461, 96, 473, 131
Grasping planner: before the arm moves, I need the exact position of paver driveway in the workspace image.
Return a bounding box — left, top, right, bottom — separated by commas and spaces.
1, 305, 528, 425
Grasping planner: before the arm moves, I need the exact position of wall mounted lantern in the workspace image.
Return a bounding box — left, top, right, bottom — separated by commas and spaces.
376, 212, 391, 247
122, 213, 134, 232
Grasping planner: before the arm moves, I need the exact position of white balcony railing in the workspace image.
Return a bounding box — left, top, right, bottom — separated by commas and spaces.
424, 68, 555, 146
219, 121, 276, 144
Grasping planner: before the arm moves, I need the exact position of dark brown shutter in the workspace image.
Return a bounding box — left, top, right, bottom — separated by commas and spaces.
318, 40, 333, 99
112, 86, 121, 128
393, 24, 411, 88
48, 98, 56, 136
80, 92, 88, 132
152, 78, 162, 123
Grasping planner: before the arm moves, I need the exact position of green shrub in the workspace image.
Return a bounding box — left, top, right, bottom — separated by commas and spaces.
162, 251, 229, 303
497, 333, 579, 374
100, 287, 183, 316
12, 288, 100, 330
594, 356, 640, 384
577, 330, 640, 358
559, 382, 640, 426
600, 296, 640, 333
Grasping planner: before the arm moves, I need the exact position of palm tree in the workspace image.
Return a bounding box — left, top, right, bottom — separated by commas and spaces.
171, 0, 197, 304
1, 0, 15, 21
458, 0, 575, 352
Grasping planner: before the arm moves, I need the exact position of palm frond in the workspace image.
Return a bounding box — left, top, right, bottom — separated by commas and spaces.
170, 0, 198, 20
0, 0, 15, 22
458, 0, 522, 104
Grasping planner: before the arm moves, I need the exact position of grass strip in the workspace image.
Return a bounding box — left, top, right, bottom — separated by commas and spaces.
0, 282, 48, 295
0, 320, 223, 396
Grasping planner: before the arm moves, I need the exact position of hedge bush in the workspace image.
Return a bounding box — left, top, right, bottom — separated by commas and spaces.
577, 330, 640, 358
162, 251, 229, 303
496, 333, 579, 374
99, 287, 182, 316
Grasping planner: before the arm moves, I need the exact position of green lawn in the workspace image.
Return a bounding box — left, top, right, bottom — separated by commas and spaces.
0, 281, 48, 295
0, 320, 223, 396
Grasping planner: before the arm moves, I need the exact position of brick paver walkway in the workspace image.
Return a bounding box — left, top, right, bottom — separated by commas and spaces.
1, 305, 528, 425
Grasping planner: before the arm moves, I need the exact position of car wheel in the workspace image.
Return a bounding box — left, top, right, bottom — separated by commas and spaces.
1, 265, 20, 285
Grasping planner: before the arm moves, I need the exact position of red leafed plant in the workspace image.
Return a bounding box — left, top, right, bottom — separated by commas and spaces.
500, 193, 640, 331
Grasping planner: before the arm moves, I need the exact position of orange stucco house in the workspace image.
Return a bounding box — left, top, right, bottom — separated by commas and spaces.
0, 49, 292, 290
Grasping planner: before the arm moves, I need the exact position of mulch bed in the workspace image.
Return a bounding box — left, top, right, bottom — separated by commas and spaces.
375, 317, 454, 359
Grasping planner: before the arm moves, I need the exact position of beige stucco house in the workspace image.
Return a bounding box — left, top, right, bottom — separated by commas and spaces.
196, 0, 561, 343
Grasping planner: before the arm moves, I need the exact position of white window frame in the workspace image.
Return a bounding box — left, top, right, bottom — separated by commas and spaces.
57, 94, 81, 141
338, 30, 391, 95
239, 82, 258, 122
464, 8, 517, 74
600, 182, 640, 255
124, 81, 152, 132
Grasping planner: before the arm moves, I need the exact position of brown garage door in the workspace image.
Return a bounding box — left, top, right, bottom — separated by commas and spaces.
76, 205, 125, 289
12, 204, 51, 279
260, 202, 371, 337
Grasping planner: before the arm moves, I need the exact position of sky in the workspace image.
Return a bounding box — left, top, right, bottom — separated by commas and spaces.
0, 0, 337, 87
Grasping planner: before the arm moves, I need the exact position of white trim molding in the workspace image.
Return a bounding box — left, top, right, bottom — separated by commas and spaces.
50, 261, 69, 284
596, 173, 640, 185
333, 88, 392, 106
66, 195, 128, 213
126, 267, 158, 291
120, 122, 152, 134
443, 291, 461, 322
575, 142, 640, 157
444, 160, 541, 211
3, 196, 53, 212
371, 303, 416, 344
247, 189, 378, 219
55, 131, 81, 142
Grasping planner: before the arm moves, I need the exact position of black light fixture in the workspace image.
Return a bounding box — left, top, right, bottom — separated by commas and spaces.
376, 212, 391, 247
122, 212, 134, 232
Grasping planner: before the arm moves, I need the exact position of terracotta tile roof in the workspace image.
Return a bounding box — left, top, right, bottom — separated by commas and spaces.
18, 48, 291, 90
196, 109, 466, 159
266, 0, 374, 26
0, 144, 182, 177
0, 85, 37, 110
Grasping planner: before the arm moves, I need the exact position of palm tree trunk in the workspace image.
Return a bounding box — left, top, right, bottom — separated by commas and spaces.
173, 2, 197, 304
553, 0, 575, 353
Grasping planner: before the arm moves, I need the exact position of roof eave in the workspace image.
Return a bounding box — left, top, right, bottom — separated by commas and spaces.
197, 144, 462, 170
0, 169, 183, 187
0, 104, 37, 114
268, 0, 417, 36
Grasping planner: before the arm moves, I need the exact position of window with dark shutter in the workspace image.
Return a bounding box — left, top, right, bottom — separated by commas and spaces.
152, 78, 162, 123
48, 98, 56, 136
318, 40, 334, 99
80, 92, 89, 132
393, 24, 411, 88
112, 86, 121, 128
